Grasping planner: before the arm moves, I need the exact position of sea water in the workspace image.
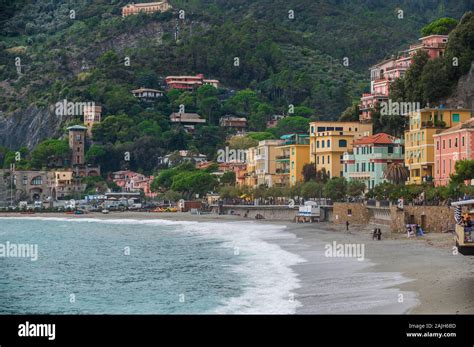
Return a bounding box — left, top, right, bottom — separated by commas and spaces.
0, 217, 303, 314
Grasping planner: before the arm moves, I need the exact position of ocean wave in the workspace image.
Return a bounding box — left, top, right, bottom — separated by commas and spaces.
0, 216, 306, 314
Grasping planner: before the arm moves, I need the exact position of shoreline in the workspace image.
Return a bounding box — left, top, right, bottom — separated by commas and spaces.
1, 212, 473, 314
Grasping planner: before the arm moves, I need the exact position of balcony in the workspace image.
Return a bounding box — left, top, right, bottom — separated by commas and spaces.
276, 155, 290, 161
276, 169, 289, 174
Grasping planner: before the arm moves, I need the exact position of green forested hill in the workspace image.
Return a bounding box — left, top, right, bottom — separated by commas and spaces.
1, 0, 471, 116
0, 0, 472, 166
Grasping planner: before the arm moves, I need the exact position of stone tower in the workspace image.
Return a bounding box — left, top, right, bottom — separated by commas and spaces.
67, 125, 87, 166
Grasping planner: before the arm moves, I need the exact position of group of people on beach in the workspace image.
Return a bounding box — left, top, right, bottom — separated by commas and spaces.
406, 224, 424, 238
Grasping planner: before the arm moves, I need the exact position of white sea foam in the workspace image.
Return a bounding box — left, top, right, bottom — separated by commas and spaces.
0, 217, 306, 314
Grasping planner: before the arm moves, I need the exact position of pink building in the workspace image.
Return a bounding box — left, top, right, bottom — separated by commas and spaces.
434, 118, 474, 186
112, 170, 157, 198
359, 34, 448, 122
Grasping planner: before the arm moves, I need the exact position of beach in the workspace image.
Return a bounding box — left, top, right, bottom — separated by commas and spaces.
1, 211, 473, 314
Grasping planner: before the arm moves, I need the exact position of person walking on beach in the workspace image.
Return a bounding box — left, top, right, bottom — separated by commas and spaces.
346, 221, 349, 231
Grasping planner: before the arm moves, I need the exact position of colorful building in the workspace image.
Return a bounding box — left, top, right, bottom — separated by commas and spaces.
112, 170, 157, 198
276, 134, 310, 186
434, 118, 474, 186
343, 133, 404, 190
359, 34, 448, 122
255, 139, 285, 187
309, 121, 373, 178
122, 1, 172, 17
165, 74, 219, 90
83, 105, 101, 138
405, 108, 472, 184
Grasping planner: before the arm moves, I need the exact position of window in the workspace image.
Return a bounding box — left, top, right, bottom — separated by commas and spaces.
339, 139, 347, 147
75, 135, 81, 141
316, 141, 320, 148
311, 126, 314, 134
317, 156, 319, 164
455, 138, 458, 147
462, 137, 465, 147
347, 209, 352, 216
317, 127, 326, 132
327, 140, 330, 147
340, 155, 344, 164
372, 162, 375, 171
344, 164, 347, 172
452, 113, 460, 123
443, 140, 445, 149
356, 163, 359, 171
436, 141, 439, 150
335, 127, 343, 131
322, 156, 325, 164
22, 176, 27, 185
31, 176, 43, 185
327, 155, 330, 164
388, 146, 393, 154
322, 141, 325, 148
443, 160, 445, 174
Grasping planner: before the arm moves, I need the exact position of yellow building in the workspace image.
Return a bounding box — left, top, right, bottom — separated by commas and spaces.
242, 147, 257, 187
276, 134, 310, 186
309, 121, 373, 178
405, 108, 472, 184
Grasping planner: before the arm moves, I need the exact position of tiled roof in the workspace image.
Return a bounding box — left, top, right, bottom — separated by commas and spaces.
354, 133, 396, 145
439, 118, 474, 134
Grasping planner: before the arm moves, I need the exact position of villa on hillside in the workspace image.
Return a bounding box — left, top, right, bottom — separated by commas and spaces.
165, 74, 219, 91
131, 87, 164, 101
159, 150, 207, 168
359, 34, 449, 122
219, 115, 247, 132
433, 117, 474, 187
343, 133, 404, 190
122, 1, 172, 17
169, 112, 206, 133
83, 105, 102, 137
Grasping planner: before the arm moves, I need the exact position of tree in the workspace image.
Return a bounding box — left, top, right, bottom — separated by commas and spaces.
292, 106, 314, 118
301, 181, 323, 199
451, 160, 474, 183
302, 163, 316, 182
323, 177, 347, 201
228, 135, 258, 150
403, 50, 429, 104
30, 139, 70, 169
421, 17, 458, 36
384, 163, 409, 184
171, 171, 217, 199
347, 180, 366, 198
221, 171, 236, 186
271, 116, 309, 137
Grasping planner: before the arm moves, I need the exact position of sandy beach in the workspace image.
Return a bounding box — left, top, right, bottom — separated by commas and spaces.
1, 211, 473, 314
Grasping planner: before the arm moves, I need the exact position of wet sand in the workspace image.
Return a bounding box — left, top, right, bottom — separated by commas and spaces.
1, 211, 473, 314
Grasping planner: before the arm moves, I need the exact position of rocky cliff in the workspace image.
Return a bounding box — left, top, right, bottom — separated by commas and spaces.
0, 105, 67, 150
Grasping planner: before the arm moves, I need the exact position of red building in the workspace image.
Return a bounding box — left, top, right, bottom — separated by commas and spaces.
165, 74, 219, 90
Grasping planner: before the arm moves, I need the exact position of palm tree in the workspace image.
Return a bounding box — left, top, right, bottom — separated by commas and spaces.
384, 162, 409, 184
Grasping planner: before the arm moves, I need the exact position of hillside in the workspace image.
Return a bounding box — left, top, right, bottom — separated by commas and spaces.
0, 0, 472, 151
